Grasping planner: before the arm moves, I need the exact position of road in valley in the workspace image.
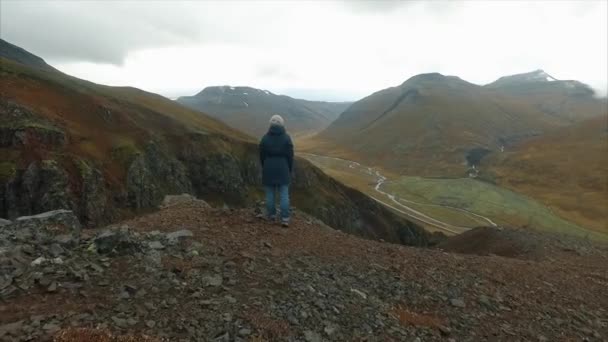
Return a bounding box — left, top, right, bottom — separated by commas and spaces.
301, 153, 498, 235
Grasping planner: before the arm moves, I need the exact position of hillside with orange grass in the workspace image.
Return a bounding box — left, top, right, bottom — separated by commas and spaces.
483, 115, 608, 233
308, 71, 606, 177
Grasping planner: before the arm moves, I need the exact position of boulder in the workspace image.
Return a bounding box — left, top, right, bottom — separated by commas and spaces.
166, 229, 194, 245
9, 209, 80, 246
93, 228, 142, 255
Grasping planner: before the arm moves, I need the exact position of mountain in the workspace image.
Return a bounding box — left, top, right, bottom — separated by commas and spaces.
484, 69, 605, 122
483, 115, 608, 233
307, 71, 606, 176
177, 86, 351, 137
0, 39, 429, 245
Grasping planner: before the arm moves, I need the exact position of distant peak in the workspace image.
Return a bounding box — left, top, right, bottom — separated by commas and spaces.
492, 70, 559, 85
528, 69, 558, 82
401, 72, 475, 88
405, 72, 447, 82
195, 86, 273, 97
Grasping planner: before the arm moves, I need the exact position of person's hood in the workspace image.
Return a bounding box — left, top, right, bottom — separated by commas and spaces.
268, 124, 286, 135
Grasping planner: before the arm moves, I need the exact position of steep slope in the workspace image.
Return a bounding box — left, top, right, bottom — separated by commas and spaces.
1, 205, 606, 341
0, 39, 58, 72
177, 86, 351, 137
483, 115, 608, 233
308, 71, 605, 177
0, 41, 429, 246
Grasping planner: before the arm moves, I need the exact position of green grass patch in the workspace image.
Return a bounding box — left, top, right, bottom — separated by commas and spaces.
384, 177, 607, 240
110, 137, 141, 167
0, 161, 16, 181
0, 119, 64, 134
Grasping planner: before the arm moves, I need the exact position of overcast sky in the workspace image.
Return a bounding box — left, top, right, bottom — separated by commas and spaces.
1, 0, 607, 101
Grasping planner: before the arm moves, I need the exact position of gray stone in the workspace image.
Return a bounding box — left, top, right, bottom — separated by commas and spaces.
0, 276, 13, 290
304, 330, 322, 342
93, 229, 141, 254
166, 229, 193, 244
47, 281, 57, 292
238, 328, 252, 336
12, 209, 80, 246
350, 288, 367, 299
148, 241, 165, 250
203, 274, 223, 287
48, 243, 64, 257
0, 218, 11, 226
439, 325, 452, 336
111, 316, 128, 328
324, 322, 338, 336
42, 322, 60, 333
450, 298, 466, 308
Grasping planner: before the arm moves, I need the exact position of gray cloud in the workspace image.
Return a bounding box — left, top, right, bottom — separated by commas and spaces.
1, 1, 604, 99
0, 1, 202, 65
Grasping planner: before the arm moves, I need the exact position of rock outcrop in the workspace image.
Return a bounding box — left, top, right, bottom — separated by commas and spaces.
0, 209, 80, 248
3, 160, 74, 219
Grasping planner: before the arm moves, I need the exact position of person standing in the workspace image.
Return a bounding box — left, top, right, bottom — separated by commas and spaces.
259, 115, 294, 227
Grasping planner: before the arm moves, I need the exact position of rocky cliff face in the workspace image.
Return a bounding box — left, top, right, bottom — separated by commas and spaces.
1, 125, 432, 246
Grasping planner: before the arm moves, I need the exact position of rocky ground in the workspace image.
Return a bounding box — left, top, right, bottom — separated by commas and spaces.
1, 196, 607, 341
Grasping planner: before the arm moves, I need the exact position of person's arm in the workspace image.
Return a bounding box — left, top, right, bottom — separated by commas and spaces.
259, 138, 266, 167
286, 135, 294, 173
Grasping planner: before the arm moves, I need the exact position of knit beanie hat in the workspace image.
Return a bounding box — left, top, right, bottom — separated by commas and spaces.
269, 114, 285, 127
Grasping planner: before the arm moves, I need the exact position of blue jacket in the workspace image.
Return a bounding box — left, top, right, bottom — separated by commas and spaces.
259, 125, 294, 186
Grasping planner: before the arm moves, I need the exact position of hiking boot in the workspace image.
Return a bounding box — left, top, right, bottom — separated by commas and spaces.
281, 221, 289, 228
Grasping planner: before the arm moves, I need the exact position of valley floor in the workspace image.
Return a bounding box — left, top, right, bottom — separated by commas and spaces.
1, 202, 607, 341
300, 153, 606, 241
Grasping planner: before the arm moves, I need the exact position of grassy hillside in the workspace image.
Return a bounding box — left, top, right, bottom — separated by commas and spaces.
306, 72, 605, 177
483, 115, 608, 233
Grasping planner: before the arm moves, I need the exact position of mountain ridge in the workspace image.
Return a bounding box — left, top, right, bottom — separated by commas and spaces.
310, 69, 606, 174
0, 39, 58, 72
178, 86, 352, 137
